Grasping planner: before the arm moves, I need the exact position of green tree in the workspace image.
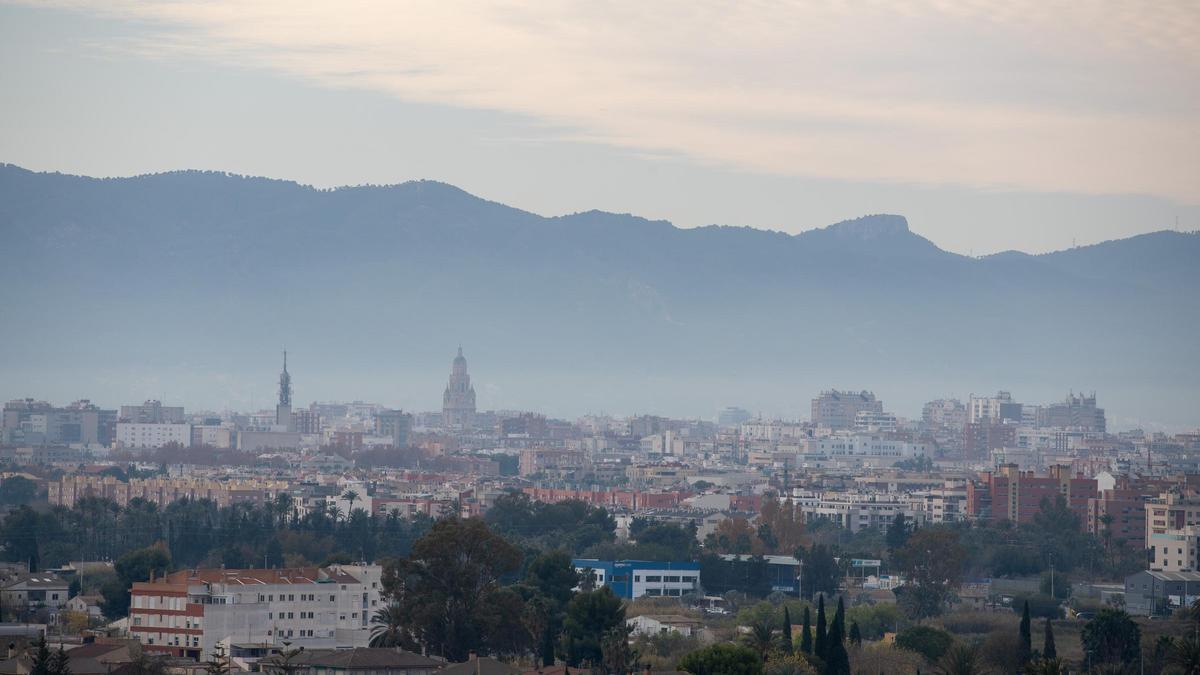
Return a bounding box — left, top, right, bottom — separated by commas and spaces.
935, 643, 983, 675
780, 606, 793, 654
562, 586, 625, 667
885, 513, 910, 552
1042, 618, 1056, 661
30, 638, 51, 675
893, 527, 966, 620
799, 606, 812, 655
1018, 600, 1032, 665
1080, 607, 1140, 667
1023, 658, 1065, 675
380, 517, 523, 661
895, 626, 954, 662
524, 550, 579, 607
101, 544, 170, 618
0, 477, 37, 505
743, 616, 776, 662
847, 621, 861, 647
49, 648, 70, 675
823, 598, 849, 675
369, 602, 405, 647
1168, 635, 1200, 675
601, 625, 634, 675
678, 644, 764, 675
763, 654, 817, 675
801, 545, 840, 599
1039, 570, 1070, 600
814, 595, 827, 660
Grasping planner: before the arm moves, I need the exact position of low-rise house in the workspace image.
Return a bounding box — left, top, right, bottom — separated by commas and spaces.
65, 594, 104, 619
626, 614, 702, 637
1, 575, 70, 617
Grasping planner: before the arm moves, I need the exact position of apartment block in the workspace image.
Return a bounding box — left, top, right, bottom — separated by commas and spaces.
129, 565, 382, 660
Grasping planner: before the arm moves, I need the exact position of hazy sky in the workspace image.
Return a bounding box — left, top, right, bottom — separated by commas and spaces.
2, 1, 1198, 254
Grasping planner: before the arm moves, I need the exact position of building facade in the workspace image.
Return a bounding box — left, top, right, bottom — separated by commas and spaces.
811, 390, 883, 430
129, 565, 382, 661
115, 422, 192, 449
442, 348, 476, 431
572, 559, 700, 599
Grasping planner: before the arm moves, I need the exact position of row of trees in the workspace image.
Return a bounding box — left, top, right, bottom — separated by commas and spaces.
0, 493, 435, 576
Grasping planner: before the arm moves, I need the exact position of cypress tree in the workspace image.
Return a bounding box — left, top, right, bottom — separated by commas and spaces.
1018, 600, 1032, 664
848, 620, 861, 646
800, 606, 813, 655
834, 597, 846, 638
814, 594, 827, 660
824, 598, 850, 675
781, 605, 793, 654
1043, 618, 1057, 660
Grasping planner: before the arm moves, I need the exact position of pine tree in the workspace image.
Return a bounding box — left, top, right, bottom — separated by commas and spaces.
49, 648, 70, 675
814, 595, 828, 660
848, 620, 861, 646
781, 605, 793, 654
1043, 618, 1057, 661
800, 606, 813, 655
30, 638, 51, 675
1019, 600, 1032, 664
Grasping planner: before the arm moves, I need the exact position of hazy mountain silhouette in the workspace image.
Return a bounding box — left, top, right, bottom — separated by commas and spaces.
1, 164, 1196, 428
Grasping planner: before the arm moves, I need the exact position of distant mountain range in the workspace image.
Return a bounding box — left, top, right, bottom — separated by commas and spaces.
1, 163, 1197, 429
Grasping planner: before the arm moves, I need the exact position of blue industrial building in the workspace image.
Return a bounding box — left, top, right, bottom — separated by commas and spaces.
572, 559, 701, 599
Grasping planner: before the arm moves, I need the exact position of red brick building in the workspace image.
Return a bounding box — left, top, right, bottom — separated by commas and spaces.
967, 464, 1096, 526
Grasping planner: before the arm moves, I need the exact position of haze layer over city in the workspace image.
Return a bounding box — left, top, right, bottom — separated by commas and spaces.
1, 3, 1199, 675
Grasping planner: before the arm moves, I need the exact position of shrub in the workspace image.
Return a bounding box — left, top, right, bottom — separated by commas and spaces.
894, 625, 954, 661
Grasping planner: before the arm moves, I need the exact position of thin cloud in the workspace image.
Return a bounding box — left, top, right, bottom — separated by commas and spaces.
25, 0, 1200, 201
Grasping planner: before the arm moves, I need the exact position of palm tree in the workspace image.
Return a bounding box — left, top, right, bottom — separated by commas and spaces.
327, 503, 344, 523
935, 643, 984, 675
342, 489, 360, 512
369, 602, 406, 648
1169, 635, 1200, 675
743, 616, 777, 661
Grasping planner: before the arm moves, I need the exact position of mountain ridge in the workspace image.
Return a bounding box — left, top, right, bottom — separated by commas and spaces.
0, 163, 1196, 428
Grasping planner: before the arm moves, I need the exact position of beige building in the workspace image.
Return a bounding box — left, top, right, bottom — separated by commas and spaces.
50, 475, 290, 509
1147, 491, 1200, 572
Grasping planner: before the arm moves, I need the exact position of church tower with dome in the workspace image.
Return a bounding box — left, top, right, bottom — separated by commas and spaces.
442, 347, 476, 431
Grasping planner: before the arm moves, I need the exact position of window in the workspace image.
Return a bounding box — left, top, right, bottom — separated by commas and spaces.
645, 575, 661, 583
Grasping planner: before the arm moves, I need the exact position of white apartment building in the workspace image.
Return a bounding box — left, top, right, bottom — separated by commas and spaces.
115, 423, 192, 449
129, 565, 382, 661
801, 435, 928, 467
739, 420, 809, 442
908, 483, 969, 524
792, 490, 923, 532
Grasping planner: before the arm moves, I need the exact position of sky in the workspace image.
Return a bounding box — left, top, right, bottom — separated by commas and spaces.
1, 1, 1198, 255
